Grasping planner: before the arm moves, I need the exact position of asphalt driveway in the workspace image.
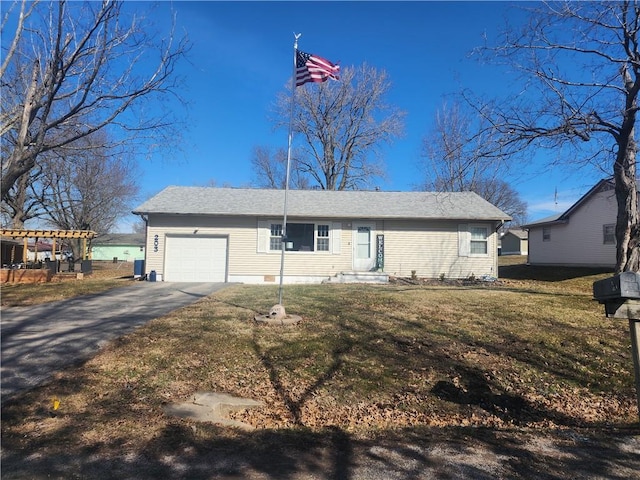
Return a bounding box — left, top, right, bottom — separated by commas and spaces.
1, 282, 227, 403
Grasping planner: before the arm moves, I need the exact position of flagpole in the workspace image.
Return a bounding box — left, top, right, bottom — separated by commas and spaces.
278, 33, 301, 305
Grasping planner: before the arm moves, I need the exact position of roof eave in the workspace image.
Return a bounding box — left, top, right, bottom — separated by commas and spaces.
135, 211, 511, 222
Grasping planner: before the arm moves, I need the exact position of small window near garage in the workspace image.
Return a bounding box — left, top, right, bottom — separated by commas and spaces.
270, 224, 283, 251
317, 224, 329, 251
470, 226, 488, 255
603, 224, 616, 245
543, 227, 551, 242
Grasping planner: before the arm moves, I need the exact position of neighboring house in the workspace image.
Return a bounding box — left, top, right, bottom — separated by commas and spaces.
500, 229, 528, 256
522, 178, 635, 267
132, 187, 510, 283
91, 234, 145, 262
26, 241, 60, 261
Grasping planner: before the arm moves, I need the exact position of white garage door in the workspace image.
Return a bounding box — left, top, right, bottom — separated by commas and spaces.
164, 235, 227, 282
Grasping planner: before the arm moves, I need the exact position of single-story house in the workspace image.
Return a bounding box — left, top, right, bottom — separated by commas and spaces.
132, 187, 511, 283
522, 178, 635, 267
91, 233, 145, 262
500, 229, 528, 256
26, 241, 61, 262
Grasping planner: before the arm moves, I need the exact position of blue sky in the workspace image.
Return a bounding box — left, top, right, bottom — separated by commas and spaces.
122, 1, 606, 231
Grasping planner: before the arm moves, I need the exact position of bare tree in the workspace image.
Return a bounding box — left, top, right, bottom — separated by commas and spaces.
251, 145, 310, 189
473, 1, 639, 272
270, 64, 405, 190
473, 178, 528, 226
1, 0, 188, 199
36, 132, 139, 258
421, 101, 528, 224
0, 167, 44, 228
421, 101, 508, 190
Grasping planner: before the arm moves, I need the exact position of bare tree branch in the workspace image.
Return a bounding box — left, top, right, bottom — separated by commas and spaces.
474, 0, 639, 272
266, 64, 405, 190
1, 0, 189, 199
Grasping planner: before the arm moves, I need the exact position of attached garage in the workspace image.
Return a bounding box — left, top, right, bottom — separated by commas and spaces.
133, 187, 511, 283
164, 235, 227, 282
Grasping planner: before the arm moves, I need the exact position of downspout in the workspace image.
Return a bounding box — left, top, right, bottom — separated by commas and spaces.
495, 220, 506, 278
135, 213, 149, 277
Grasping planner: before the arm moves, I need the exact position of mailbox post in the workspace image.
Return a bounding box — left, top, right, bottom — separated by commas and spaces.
593, 272, 640, 421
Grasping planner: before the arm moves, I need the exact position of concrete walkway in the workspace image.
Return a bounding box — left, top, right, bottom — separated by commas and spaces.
1, 282, 227, 403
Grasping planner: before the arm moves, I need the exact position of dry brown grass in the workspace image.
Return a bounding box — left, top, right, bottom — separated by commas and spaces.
2, 256, 638, 478
1, 261, 134, 306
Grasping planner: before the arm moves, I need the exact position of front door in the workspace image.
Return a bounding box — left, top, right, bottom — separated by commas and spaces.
352, 223, 376, 271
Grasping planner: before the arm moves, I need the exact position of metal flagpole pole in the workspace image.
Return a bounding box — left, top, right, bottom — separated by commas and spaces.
278, 33, 301, 305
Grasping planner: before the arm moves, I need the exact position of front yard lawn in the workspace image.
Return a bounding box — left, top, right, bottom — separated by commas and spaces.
2, 262, 638, 478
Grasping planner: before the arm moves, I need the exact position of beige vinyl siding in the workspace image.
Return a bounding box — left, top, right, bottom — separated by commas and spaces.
528, 189, 617, 267
382, 220, 498, 279
146, 215, 500, 281
146, 215, 352, 278
256, 219, 351, 276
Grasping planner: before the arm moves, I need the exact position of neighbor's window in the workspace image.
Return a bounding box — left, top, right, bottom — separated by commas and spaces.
317, 224, 330, 251
470, 226, 488, 255
603, 224, 616, 245
543, 227, 551, 242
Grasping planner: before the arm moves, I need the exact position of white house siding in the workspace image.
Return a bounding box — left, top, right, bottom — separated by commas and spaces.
381, 220, 498, 279
528, 189, 617, 267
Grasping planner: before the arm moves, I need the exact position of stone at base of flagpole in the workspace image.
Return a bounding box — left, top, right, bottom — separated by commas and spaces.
254, 304, 302, 325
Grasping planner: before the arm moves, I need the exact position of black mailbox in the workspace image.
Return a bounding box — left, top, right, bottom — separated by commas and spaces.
593, 272, 640, 303
594, 272, 640, 422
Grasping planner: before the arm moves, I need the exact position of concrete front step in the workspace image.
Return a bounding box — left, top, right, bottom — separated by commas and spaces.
323, 271, 389, 284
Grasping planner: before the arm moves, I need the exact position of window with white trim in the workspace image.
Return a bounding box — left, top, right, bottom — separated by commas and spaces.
270, 224, 282, 251
603, 224, 615, 245
469, 226, 489, 255
317, 224, 329, 251
268, 222, 331, 252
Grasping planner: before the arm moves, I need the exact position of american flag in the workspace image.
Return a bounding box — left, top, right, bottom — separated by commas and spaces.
295, 50, 340, 87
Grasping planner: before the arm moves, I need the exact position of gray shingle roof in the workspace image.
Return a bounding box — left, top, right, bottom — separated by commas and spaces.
503, 229, 528, 239
132, 187, 511, 221
522, 177, 638, 228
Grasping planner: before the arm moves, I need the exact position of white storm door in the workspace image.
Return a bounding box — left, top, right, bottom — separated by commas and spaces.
352, 223, 375, 271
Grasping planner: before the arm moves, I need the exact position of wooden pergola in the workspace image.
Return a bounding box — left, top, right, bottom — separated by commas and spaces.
0, 229, 97, 264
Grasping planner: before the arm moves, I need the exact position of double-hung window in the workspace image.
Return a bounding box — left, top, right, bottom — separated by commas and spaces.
270, 224, 283, 251
469, 226, 489, 255
603, 224, 615, 245
317, 224, 330, 251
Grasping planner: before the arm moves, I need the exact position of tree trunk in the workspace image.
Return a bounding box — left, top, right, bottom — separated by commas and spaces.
1, 61, 40, 200
614, 141, 639, 273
